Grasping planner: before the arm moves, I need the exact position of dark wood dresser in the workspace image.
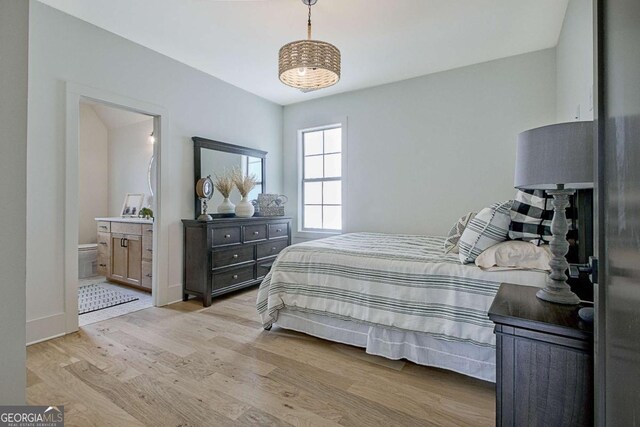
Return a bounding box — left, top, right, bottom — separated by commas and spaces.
182, 216, 291, 306
488, 283, 593, 427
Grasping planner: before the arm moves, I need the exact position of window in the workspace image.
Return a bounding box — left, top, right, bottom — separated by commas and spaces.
301, 126, 342, 231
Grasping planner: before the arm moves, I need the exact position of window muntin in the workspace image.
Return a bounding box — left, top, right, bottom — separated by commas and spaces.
301, 127, 342, 231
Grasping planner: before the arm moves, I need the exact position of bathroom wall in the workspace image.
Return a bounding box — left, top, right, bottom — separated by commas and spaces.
108, 118, 154, 216
78, 103, 109, 244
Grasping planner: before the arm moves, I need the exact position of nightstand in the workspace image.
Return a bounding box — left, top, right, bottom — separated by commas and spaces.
488, 283, 593, 427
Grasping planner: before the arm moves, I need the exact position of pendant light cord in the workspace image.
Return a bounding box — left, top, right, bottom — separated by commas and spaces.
307, 2, 312, 39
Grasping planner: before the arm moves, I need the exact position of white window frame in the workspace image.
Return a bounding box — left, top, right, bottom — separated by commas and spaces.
297, 120, 347, 239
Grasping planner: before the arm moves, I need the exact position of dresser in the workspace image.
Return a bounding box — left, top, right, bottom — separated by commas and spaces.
488, 283, 593, 427
182, 216, 292, 306
96, 217, 154, 291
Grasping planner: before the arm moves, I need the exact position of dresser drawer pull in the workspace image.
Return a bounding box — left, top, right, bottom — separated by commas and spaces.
146, 228, 153, 232
99, 225, 108, 230
253, 231, 260, 235
232, 274, 238, 279
271, 247, 277, 251
276, 228, 282, 232
146, 248, 153, 252
99, 263, 107, 267
233, 254, 239, 259
146, 273, 152, 278
224, 234, 231, 238
99, 242, 107, 246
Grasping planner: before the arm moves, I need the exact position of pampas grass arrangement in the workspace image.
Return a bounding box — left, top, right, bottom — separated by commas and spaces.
214, 171, 234, 198
232, 167, 257, 198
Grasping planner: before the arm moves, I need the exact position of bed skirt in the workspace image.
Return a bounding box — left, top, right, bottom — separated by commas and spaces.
274, 308, 497, 382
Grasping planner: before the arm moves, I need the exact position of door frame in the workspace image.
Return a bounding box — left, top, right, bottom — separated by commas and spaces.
64, 82, 169, 334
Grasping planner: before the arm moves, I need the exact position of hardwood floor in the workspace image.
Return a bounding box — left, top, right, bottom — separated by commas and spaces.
27, 288, 495, 426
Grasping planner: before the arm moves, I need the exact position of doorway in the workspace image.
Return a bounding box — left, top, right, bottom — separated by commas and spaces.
64, 82, 167, 335
77, 100, 156, 326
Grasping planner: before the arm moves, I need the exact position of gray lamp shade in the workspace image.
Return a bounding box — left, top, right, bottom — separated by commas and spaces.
514, 121, 594, 190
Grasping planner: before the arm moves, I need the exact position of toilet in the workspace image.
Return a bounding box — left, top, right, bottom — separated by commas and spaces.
78, 243, 98, 279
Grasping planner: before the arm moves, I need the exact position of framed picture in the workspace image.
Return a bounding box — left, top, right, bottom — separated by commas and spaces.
121, 193, 145, 217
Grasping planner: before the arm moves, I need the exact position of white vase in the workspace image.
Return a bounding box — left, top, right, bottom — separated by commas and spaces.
235, 196, 255, 218
217, 197, 235, 214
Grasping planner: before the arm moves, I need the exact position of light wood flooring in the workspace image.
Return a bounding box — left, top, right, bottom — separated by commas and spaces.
27, 288, 495, 426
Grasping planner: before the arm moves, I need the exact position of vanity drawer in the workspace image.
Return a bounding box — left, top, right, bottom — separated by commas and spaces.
212, 265, 254, 289
212, 245, 254, 269
142, 225, 154, 237
257, 240, 288, 259
97, 221, 111, 233
244, 224, 267, 242
141, 260, 152, 289
112, 222, 142, 236
142, 234, 153, 261
97, 253, 109, 276
97, 232, 110, 253
268, 223, 289, 239
211, 226, 241, 246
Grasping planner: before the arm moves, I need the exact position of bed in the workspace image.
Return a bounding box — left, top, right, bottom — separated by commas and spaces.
256, 232, 549, 382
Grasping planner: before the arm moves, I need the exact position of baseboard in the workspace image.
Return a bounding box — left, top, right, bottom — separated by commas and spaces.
26, 313, 66, 345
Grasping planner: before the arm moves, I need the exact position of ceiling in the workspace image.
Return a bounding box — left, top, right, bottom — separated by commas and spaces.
82, 100, 152, 129
39, 0, 569, 106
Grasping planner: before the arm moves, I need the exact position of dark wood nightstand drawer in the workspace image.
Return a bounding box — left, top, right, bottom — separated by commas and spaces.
257, 240, 288, 259
212, 245, 254, 269
212, 265, 254, 289
268, 223, 288, 239
244, 224, 267, 242
212, 226, 241, 246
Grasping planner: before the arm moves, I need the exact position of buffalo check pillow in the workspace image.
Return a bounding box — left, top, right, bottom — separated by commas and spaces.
508, 189, 575, 245
458, 201, 513, 264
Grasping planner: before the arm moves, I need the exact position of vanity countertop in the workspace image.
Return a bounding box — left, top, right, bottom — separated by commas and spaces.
95, 217, 153, 224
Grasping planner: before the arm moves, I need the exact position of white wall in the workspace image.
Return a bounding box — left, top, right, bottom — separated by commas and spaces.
78, 103, 108, 244
0, 0, 28, 404
26, 2, 283, 343
108, 119, 154, 216
556, 0, 594, 122
283, 49, 557, 242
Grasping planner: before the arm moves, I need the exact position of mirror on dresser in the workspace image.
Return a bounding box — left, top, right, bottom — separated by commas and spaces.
193, 136, 267, 217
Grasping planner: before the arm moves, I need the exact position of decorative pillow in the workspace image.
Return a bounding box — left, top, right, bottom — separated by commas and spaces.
508, 189, 576, 245
458, 201, 513, 264
443, 212, 477, 254
475, 240, 552, 271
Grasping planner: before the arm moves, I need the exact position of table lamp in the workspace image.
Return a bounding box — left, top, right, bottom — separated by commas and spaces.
514, 121, 594, 304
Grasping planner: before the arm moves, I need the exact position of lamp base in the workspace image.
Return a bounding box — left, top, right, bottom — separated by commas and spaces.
536, 284, 581, 305
535, 187, 581, 306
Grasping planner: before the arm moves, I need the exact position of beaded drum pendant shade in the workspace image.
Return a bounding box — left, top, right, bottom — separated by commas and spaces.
279, 0, 341, 92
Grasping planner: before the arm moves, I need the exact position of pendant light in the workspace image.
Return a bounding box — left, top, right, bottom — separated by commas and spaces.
278, 0, 341, 92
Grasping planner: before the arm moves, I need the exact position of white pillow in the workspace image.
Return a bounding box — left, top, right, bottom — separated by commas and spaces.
458, 201, 513, 264
475, 240, 552, 270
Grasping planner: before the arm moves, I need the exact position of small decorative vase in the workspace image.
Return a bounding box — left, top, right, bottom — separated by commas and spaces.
217, 197, 235, 214
235, 196, 255, 218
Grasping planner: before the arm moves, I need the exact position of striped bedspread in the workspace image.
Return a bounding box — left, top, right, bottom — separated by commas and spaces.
257, 233, 544, 348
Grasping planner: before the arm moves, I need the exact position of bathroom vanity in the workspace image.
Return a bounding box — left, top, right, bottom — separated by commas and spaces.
95, 217, 153, 291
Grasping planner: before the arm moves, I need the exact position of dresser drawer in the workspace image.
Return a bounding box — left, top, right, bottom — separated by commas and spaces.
142, 224, 154, 237
212, 265, 254, 289
97, 221, 111, 233
257, 240, 288, 259
244, 224, 267, 242
97, 232, 110, 254
212, 245, 254, 269
212, 226, 241, 246
112, 222, 142, 236
257, 260, 274, 280
268, 223, 289, 239
97, 253, 109, 276
141, 260, 152, 289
